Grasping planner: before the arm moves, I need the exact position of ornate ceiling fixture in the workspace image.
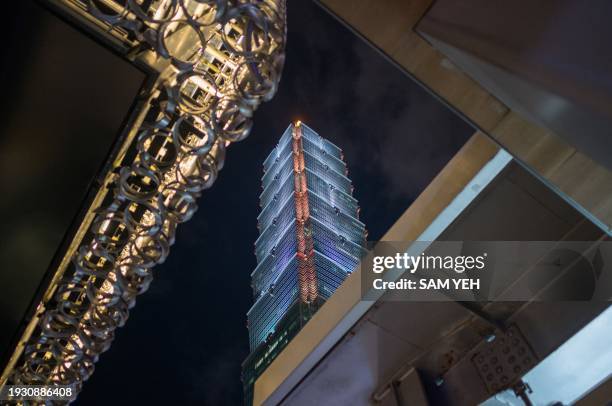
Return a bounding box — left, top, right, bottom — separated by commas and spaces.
4, 0, 286, 398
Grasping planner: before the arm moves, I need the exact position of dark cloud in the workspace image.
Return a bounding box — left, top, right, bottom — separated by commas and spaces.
185, 342, 248, 404
260, 2, 471, 223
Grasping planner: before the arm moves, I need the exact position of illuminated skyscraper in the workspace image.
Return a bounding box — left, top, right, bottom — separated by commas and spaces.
242, 122, 367, 404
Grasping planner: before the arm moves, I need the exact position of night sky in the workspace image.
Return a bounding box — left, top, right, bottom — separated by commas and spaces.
69, 1, 473, 404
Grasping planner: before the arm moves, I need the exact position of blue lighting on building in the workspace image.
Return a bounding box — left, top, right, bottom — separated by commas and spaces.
242, 122, 367, 405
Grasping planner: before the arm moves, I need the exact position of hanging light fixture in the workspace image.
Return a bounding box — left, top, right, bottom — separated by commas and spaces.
4, 0, 287, 399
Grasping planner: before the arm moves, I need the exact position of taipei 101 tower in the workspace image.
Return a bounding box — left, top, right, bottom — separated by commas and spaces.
242, 122, 367, 404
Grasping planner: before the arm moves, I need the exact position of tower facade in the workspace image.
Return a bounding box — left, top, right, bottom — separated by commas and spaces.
242, 122, 367, 404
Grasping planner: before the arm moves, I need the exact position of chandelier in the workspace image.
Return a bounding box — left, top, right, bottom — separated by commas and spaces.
4, 0, 287, 399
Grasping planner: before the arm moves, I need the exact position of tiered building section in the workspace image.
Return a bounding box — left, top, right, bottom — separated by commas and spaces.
242, 122, 366, 404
